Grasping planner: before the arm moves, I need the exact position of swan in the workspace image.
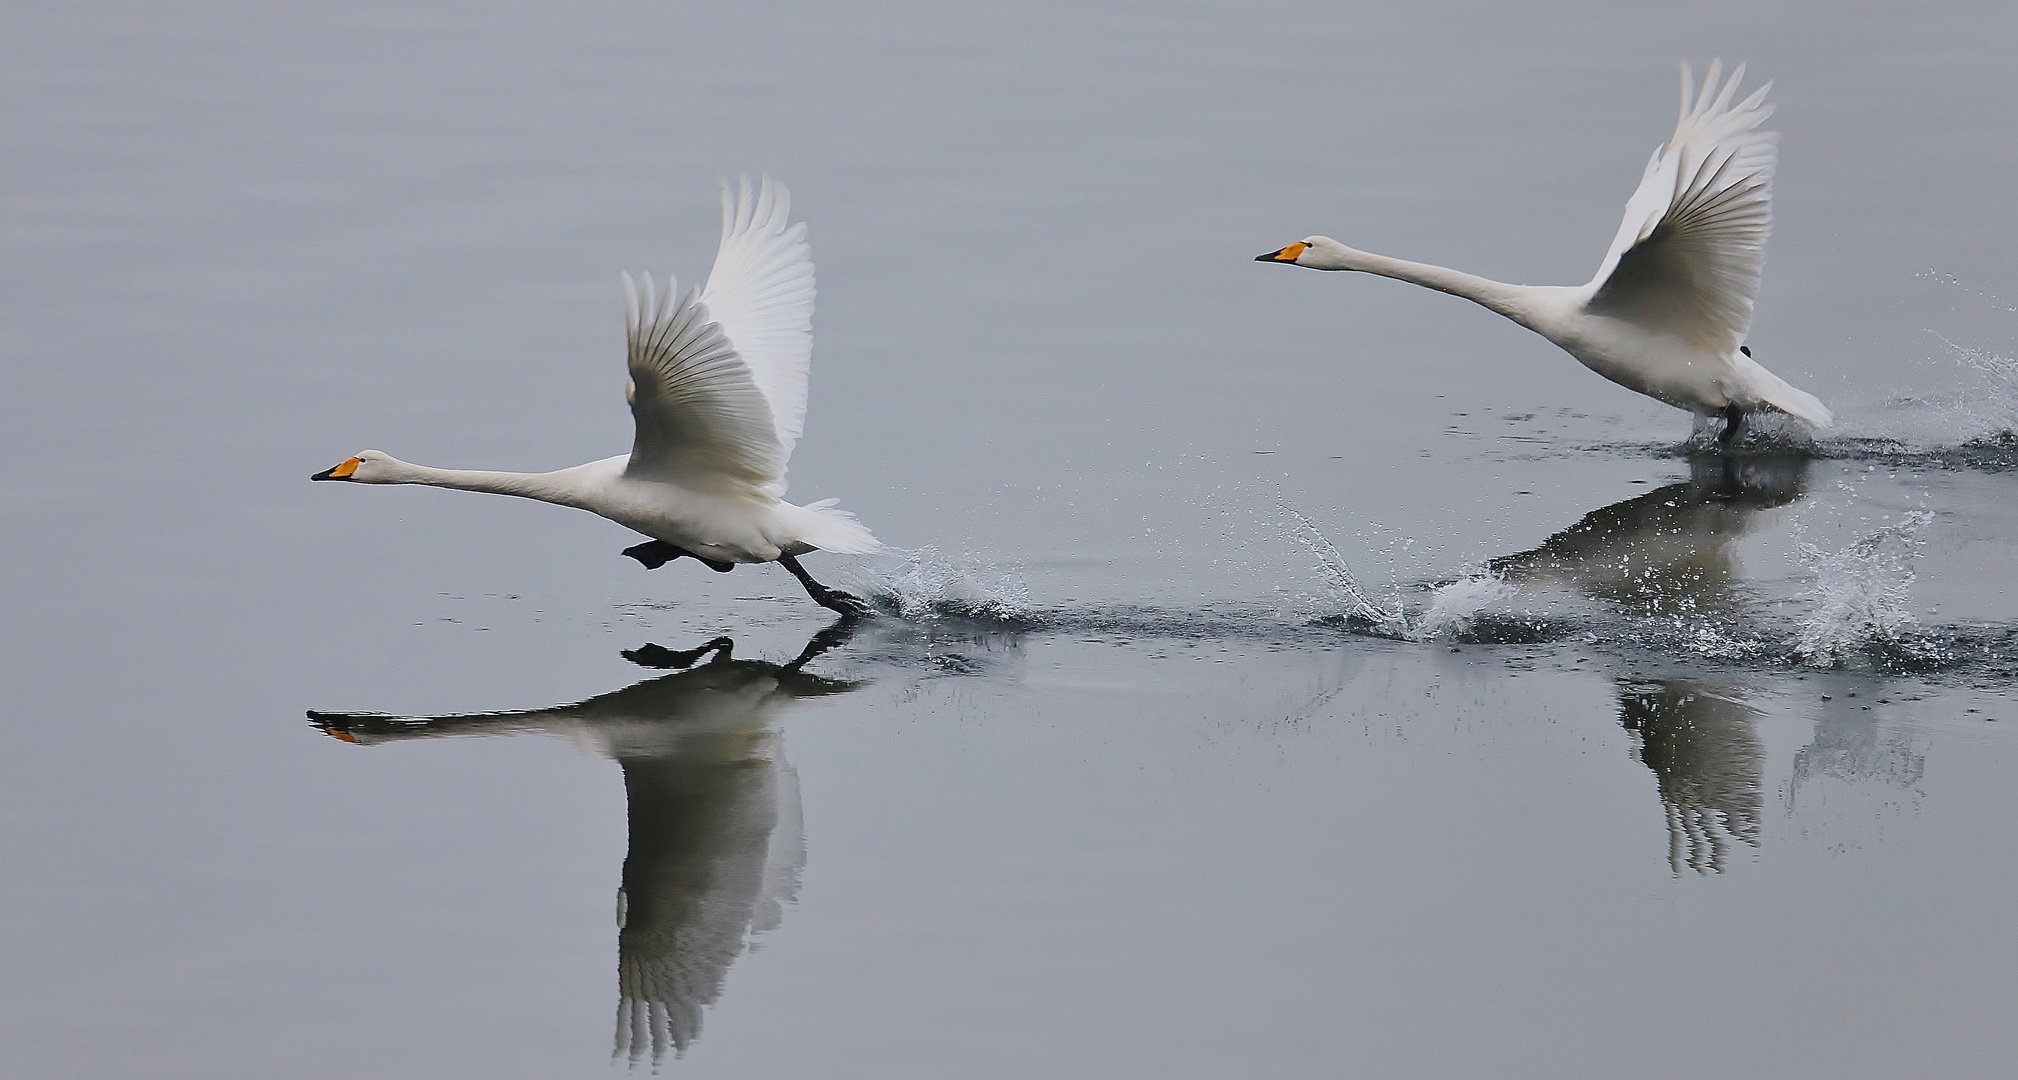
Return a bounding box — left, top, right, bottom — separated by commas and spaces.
1259, 61, 1831, 446
314, 177, 879, 616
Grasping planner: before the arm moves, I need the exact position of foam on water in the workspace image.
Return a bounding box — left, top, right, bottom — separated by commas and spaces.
1414, 573, 1520, 640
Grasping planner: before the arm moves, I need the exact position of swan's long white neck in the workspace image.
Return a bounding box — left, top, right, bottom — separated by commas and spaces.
1300, 239, 1547, 328
373, 456, 588, 506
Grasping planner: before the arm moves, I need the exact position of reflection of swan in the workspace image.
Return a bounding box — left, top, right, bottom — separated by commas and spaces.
309, 625, 862, 1065
1258, 62, 1831, 443
311, 177, 877, 616
1489, 453, 1808, 611
1617, 680, 1763, 874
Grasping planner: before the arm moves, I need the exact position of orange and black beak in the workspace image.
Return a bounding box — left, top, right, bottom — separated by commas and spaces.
1256, 242, 1308, 264
311, 457, 361, 482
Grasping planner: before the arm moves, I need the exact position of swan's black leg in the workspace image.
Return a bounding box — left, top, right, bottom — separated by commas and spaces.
777, 553, 874, 618
1718, 405, 1747, 449
621, 635, 736, 669
623, 540, 735, 572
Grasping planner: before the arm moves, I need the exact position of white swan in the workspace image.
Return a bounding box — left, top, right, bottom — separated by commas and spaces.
1259, 61, 1831, 445
314, 177, 880, 615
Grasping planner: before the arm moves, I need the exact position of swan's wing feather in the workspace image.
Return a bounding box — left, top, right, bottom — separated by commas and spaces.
1587, 61, 1777, 353
622, 271, 788, 494
700, 176, 815, 467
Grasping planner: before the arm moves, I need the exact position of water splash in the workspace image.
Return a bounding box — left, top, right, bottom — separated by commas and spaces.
1283, 507, 1410, 636
1934, 334, 2018, 448
1283, 507, 1525, 641
1792, 511, 1935, 666
852, 546, 1030, 622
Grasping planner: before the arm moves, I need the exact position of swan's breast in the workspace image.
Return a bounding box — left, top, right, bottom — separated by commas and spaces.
1547, 316, 1736, 414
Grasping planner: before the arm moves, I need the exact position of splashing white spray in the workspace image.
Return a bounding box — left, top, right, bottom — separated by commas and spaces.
1792, 511, 1934, 665
1932, 333, 2018, 441
1283, 508, 1410, 635
852, 546, 1030, 621
1283, 507, 1513, 639
1415, 573, 1518, 639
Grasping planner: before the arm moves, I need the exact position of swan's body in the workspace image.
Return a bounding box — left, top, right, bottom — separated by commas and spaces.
1260, 62, 1831, 441
315, 178, 879, 613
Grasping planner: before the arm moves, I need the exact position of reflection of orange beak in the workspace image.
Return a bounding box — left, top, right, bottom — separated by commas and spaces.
1255, 241, 1308, 263
306, 710, 364, 743
311, 457, 361, 482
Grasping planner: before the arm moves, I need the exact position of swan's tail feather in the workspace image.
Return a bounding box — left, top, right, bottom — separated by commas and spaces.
786, 498, 881, 555
1736, 352, 1833, 428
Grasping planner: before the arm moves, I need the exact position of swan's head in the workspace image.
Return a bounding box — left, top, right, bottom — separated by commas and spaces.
311, 449, 400, 483
1255, 236, 1351, 270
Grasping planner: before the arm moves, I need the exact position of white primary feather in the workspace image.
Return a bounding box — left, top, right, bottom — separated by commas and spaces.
622, 270, 789, 496
1587, 60, 1778, 357
621, 176, 818, 497
701, 176, 817, 465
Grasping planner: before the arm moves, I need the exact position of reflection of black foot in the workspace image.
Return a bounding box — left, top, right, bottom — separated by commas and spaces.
621, 636, 735, 669
781, 615, 868, 673
622, 541, 735, 573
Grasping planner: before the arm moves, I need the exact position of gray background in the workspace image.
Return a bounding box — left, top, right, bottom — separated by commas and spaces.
3, 1, 2016, 1076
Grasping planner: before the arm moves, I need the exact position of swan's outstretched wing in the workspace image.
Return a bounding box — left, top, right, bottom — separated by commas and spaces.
623, 272, 788, 496
1586, 61, 1777, 355
700, 177, 816, 468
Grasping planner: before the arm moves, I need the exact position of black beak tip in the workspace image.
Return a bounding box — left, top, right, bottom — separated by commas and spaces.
1256, 251, 1280, 262
309, 469, 335, 481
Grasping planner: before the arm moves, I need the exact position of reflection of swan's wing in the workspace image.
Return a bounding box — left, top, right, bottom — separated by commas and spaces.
1492, 481, 1743, 604
1491, 455, 1807, 609
613, 739, 799, 1064
753, 750, 806, 934
1619, 680, 1764, 874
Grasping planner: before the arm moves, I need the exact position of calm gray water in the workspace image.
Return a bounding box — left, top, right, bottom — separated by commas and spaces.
4, 1, 2017, 1076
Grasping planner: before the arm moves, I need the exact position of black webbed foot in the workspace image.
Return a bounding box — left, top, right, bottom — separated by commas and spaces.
810, 588, 875, 619
623, 540, 680, 569
776, 553, 879, 619
621, 636, 736, 669
623, 540, 735, 573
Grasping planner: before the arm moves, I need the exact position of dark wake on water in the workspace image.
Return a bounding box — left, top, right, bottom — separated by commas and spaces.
846, 428, 2018, 684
